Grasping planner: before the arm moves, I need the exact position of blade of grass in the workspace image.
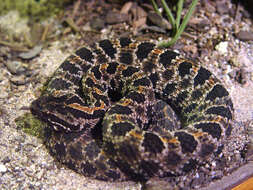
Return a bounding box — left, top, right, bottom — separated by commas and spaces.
158, 0, 198, 47
175, 0, 184, 29
151, 0, 162, 16
161, 0, 176, 30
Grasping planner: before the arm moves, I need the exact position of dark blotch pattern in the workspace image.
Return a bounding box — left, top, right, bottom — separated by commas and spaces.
163, 83, 176, 95
75, 47, 94, 62
133, 77, 151, 87
54, 143, 66, 157
105, 170, 121, 181
92, 92, 109, 106
194, 67, 212, 87
91, 65, 102, 80
99, 39, 117, 59
127, 91, 145, 103
192, 89, 202, 100
166, 151, 182, 166
120, 37, 132, 47
136, 42, 155, 61
206, 84, 229, 101
122, 66, 139, 77
194, 123, 222, 139
64, 72, 81, 86
176, 91, 188, 104
142, 61, 156, 72
178, 61, 192, 78
119, 52, 133, 65
96, 52, 108, 64
111, 122, 135, 136
108, 105, 133, 115
142, 133, 165, 154
69, 144, 83, 160
107, 62, 118, 74
103, 141, 116, 156
149, 73, 159, 87
205, 106, 232, 120
61, 60, 80, 74
184, 103, 197, 113
85, 77, 95, 87
139, 160, 159, 177
175, 132, 198, 153
162, 69, 174, 80
118, 143, 138, 161
180, 78, 191, 88
159, 50, 178, 68
82, 163, 97, 175
84, 141, 101, 160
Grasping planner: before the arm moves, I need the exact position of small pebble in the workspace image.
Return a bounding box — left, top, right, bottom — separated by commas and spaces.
0, 90, 8, 99
191, 172, 204, 187
0, 86, 9, 98
204, 1, 216, 13
10, 75, 27, 85
147, 12, 171, 30
90, 17, 105, 30
215, 41, 228, 55
4, 61, 25, 75
235, 69, 247, 85
2, 156, 11, 164
236, 30, 253, 41
229, 57, 240, 67
216, 1, 229, 14
0, 164, 7, 173
211, 170, 223, 179
105, 12, 129, 24
18, 45, 42, 59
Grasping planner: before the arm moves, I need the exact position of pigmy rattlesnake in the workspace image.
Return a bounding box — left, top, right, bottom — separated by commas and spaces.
31, 38, 233, 182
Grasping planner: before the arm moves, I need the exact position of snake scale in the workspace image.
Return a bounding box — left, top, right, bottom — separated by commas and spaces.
31, 38, 234, 182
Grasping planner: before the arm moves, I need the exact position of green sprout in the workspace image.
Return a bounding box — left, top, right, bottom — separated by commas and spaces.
151, 0, 198, 47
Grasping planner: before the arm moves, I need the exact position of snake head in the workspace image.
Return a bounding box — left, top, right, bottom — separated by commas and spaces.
30, 95, 72, 132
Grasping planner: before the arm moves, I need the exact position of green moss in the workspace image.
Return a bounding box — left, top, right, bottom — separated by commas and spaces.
15, 113, 46, 139
0, 0, 74, 21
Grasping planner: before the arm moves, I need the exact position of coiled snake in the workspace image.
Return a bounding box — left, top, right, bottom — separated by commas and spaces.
31, 38, 234, 182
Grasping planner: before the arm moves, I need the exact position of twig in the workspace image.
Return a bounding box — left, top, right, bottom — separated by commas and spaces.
0, 40, 28, 51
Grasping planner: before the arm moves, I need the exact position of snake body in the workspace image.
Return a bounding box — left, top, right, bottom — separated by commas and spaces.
31, 38, 234, 182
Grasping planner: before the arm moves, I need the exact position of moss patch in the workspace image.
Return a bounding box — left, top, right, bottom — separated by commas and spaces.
0, 0, 74, 21
15, 113, 46, 139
